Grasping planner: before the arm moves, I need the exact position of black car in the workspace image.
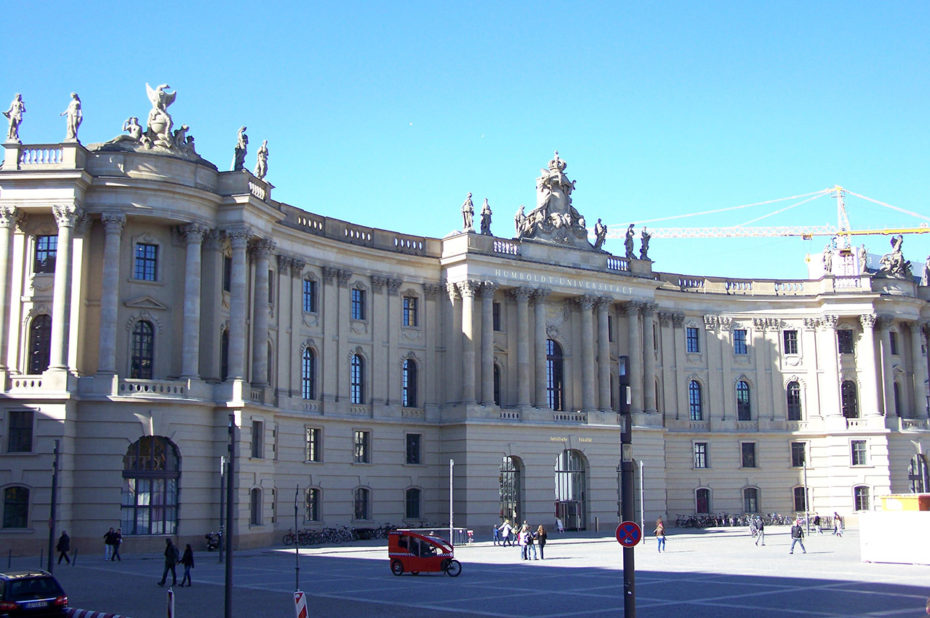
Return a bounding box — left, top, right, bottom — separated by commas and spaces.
0, 571, 68, 617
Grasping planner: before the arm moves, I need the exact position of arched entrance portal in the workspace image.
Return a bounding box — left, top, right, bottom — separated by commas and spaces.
554, 449, 587, 531
499, 456, 522, 524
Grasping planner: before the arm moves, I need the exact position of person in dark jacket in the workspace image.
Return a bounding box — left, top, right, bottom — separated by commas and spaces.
56, 531, 71, 564
111, 528, 122, 561
536, 525, 548, 560
158, 538, 180, 586
790, 519, 807, 554
178, 544, 195, 587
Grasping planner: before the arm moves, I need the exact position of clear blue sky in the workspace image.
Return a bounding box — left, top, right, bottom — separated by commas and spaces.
4, 1, 929, 279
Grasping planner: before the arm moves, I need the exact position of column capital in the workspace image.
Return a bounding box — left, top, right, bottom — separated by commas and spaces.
336, 269, 352, 287
641, 302, 658, 317
291, 257, 307, 275
225, 225, 252, 249
859, 313, 877, 329
276, 254, 290, 272
0, 205, 19, 229
180, 222, 209, 243
819, 314, 839, 331
423, 282, 445, 298
658, 311, 673, 326
672, 312, 685, 327
457, 280, 480, 298
595, 296, 613, 311
51, 204, 82, 228
478, 281, 498, 298
509, 286, 533, 302
624, 301, 643, 317
753, 317, 781, 331
250, 237, 276, 258
101, 212, 126, 234
446, 282, 461, 301
387, 278, 403, 296
321, 266, 339, 284
802, 317, 819, 331
532, 287, 551, 302
371, 275, 388, 293
876, 315, 895, 330
575, 294, 598, 310
203, 229, 224, 250
921, 320, 930, 336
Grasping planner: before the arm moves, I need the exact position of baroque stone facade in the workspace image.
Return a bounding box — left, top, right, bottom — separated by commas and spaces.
0, 105, 928, 554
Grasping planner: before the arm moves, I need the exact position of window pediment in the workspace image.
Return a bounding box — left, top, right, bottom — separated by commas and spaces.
124, 295, 168, 311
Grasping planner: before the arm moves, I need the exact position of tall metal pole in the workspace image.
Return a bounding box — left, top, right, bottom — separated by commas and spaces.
803, 455, 810, 535
225, 413, 236, 618
619, 358, 635, 618
294, 485, 300, 591
639, 461, 645, 545
449, 459, 454, 546
46, 440, 60, 573
218, 456, 225, 563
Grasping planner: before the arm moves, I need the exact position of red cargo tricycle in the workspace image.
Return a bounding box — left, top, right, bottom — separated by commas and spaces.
388, 530, 462, 577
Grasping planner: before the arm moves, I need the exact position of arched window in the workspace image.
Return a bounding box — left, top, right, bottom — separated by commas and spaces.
220, 329, 229, 382
301, 348, 315, 399
786, 381, 802, 421
554, 450, 586, 531
736, 380, 751, 421
688, 380, 703, 421
743, 487, 759, 513
354, 487, 370, 520
402, 359, 417, 408
351, 354, 365, 404
250, 488, 262, 525
695, 488, 710, 514
130, 320, 154, 379
28, 315, 51, 374
305, 487, 321, 522
493, 364, 501, 407
908, 454, 929, 493
499, 456, 522, 524
405, 487, 421, 520
2, 486, 29, 528
546, 340, 564, 411
120, 436, 180, 535
793, 486, 808, 512
841, 380, 859, 418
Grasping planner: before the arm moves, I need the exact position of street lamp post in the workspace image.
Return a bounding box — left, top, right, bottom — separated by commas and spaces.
449, 459, 454, 545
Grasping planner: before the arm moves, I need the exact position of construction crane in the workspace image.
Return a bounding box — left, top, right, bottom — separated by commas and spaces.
605, 186, 930, 246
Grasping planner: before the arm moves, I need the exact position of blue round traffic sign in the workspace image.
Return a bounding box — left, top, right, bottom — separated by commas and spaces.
616, 521, 642, 547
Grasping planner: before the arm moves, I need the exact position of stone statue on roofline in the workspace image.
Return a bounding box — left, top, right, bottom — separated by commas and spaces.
145, 83, 176, 148
920, 255, 930, 286
479, 198, 492, 235
232, 126, 248, 171
640, 227, 652, 260
254, 139, 269, 179
593, 218, 607, 250
516, 151, 591, 248
461, 193, 474, 232
3, 93, 25, 143
878, 234, 912, 279
624, 224, 635, 259
60, 92, 82, 142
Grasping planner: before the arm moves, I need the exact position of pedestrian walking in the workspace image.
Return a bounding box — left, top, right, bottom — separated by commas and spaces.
789, 519, 806, 554
56, 531, 71, 565
157, 538, 180, 586
832, 511, 841, 535
111, 528, 122, 561
835, 513, 844, 537
813, 514, 822, 534
525, 525, 538, 560
536, 525, 547, 560
654, 518, 666, 552
556, 517, 565, 533
492, 522, 501, 545
103, 527, 115, 560
178, 544, 195, 587
498, 519, 513, 547
754, 516, 765, 546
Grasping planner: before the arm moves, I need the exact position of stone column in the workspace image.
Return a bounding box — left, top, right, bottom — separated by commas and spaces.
533, 288, 550, 408
49, 205, 81, 370
227, 227, 251, 380
577, 295, 597, 411
911, 321, 928, 419
671, 313, 685, 420
250, 238, 275, 386
0, 207, 16, 372
642, 303, 657, 414
479, 282, 497, 405
878, 316, 896, 416
96, 213, 125, 374
180, 224, 208, 378
819, 316, 841, 417
446, 283, 463, 404
858, 314, 881, 416
625, 302, 643, 415
511, 287, 532, 407
921, 323, 930, 418
458, 280, 478, 405
596, 298, 611, 410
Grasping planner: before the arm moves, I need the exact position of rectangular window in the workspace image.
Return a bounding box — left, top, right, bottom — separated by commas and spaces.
302, 279, 317, 313
406, 433, 421, 465
251, 420, 264, 459
837, 330, 854, 354
854, 486, 870, 511
403, 296, 418, 327
134, 243, 158, 281
353, 430, 370, 464
607, 315, 614, 342
351, 289, 366, 320
741, 442, 757, 468
34, 235, 57, 274
686, 327, 700, 353
223, 255, 232, 292
7, 411, 34, 453
693, 442, 708, 469
889, 331, 899, 355
783, 330, 798, 355
790, 442, 806, 468
492, 302, 501, 331
793, 486, 808, 512
305, 427, 321, 463
306, 488, 320, 521
851, 439, 868, 466
733, 329, 748, 355
268, 269, 275, 304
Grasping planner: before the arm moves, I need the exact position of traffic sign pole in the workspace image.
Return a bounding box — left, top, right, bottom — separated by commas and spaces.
619, 367, 635, 617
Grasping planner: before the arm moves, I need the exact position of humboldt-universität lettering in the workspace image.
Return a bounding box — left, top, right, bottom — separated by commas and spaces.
492, 268, 638, 296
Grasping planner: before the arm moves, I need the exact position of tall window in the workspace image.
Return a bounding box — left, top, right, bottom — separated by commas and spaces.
2, 487, 29, 528
736, 380, 751, 420
893, 383, 902, 417
130, 320, 154, 379
351, 288, 366, 320
350, 354, 365, 404
733, 329, 748, 355
353, 430, 370, 463
305, 488, 320, 521
851, 440, 867, 466
354, 487, 370, 520
853, 485, 870, 511
302, 279, 317, 312
222, 255, 232, 292
405, 488, 421, 520
405, 433, 421, 465
7, 411, 34, 453
837, 330, 854, 354
686, 327, 700, 353
693, 442, 708, 468
783, 330, 798, 354
28, 315, 51, 374
250, 488, 262, 525
695, 488, 710, 514
786, 381, 802, 420
741, 442, 757, 468
220, 329, 229, 381
499, 456, 522, 524
403, 296, 418, 327
793, 487, 808, 512
301, 348, 315, 399
790, 442, 806, 468
251, 420, 264, 459
493, 364, 501, 406
402, 359, 418, 407
908, 454, 929, 493
492, 302, 501, 331
133, 243, 158, 281
267, 270, 275, 304
546, 339, 564, 411
841, 380, 859, 418
305, 427, 321, 463
889, 331, 899, 355
34, 235, 57, 273
688, 380, 703, 421
743, 487, 759, 513
120, 436, 180, 535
